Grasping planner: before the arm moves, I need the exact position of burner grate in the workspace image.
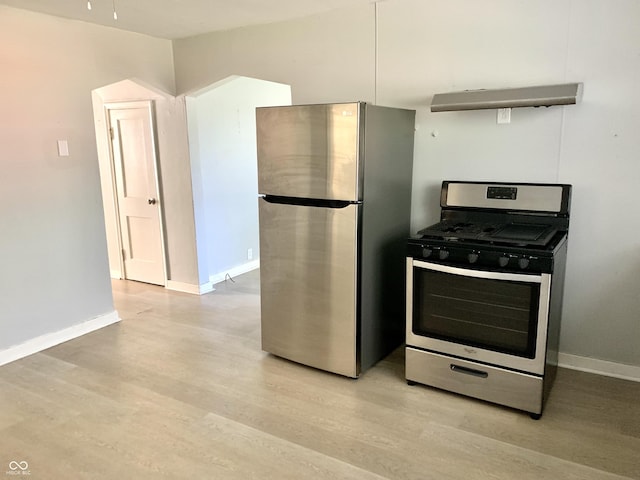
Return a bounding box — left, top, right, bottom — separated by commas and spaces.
418, 221, 558, 247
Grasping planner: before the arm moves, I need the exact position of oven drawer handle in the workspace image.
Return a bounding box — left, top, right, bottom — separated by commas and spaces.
450, 364, 489, 379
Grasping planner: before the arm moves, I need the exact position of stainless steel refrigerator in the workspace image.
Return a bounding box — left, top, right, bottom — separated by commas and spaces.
257, 102, 415, 378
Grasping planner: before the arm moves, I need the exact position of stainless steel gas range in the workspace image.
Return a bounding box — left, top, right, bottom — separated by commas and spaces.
406, 181, 571, 419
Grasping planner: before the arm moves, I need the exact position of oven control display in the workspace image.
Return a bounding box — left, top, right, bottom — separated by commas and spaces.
487, 186, 518, 200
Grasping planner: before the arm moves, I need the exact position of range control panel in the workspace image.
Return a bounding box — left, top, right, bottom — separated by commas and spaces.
442, 182, 570, 214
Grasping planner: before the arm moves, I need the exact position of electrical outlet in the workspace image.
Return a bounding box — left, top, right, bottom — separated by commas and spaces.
247, 248, 253, 260
497, 108, 511, 124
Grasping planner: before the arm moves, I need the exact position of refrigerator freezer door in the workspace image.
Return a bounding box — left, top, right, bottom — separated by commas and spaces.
259, 198, 359, 377
257, 103, 361, 201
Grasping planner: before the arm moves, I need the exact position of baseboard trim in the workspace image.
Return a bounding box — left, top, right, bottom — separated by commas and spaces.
166, 280, 215, 295
558, 353, 640, 382
0, 311, 121, 367
163, 261, 260, 295
209, 260, 260, 286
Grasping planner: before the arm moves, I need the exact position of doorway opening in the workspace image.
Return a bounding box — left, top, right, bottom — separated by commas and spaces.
92, 76, 291, 294
184, 76, 291, 289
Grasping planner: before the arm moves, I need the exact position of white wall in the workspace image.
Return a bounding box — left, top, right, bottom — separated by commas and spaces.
186, 76, 291, 284
173, 0, 640, 372
173, 5, 375, 102
0, 7, 174, 352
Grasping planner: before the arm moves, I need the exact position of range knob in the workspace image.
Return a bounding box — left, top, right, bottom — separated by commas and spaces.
438, 249, 450, 260
422, 247, 433, 258
518, 257, 530, 269
467, 252, 479, 264
498, 256, 510, 268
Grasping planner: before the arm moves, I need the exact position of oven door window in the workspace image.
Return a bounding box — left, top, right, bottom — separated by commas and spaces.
413, 268, 540, 358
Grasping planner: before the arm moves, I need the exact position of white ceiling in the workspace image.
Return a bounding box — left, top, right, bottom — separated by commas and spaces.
0, 0, 375, 40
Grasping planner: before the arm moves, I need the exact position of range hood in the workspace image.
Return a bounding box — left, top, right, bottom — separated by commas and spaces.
430, 83, 583, 112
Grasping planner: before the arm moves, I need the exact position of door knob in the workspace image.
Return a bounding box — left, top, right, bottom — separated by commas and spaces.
148, 198, 157, 205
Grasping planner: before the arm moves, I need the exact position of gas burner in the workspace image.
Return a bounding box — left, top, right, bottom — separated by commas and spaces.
441, 222, 473, 233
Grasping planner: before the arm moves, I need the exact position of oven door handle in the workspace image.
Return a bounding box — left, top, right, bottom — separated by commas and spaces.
412, 260, 542, 283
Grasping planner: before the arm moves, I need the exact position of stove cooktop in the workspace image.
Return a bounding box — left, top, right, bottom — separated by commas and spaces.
417, 221, 559, 247
407, 181, 572, 273
408, 222, 568, 273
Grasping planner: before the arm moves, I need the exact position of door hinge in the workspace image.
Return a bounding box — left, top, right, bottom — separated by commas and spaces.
122, 248, 126, 261
110, 127, 114, 140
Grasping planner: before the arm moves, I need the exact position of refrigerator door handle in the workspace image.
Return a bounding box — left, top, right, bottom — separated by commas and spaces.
262, 195, 356, 209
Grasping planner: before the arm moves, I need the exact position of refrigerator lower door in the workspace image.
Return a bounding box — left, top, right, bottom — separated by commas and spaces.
259, 198, 359, 377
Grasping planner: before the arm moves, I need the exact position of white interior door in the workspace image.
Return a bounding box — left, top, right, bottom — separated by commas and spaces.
108, 103, 166, 286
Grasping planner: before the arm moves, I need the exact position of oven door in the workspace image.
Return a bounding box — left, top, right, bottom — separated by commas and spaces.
406, 258, 551, 375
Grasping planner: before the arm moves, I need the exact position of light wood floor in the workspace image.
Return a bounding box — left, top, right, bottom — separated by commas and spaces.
1, 270, 638, 479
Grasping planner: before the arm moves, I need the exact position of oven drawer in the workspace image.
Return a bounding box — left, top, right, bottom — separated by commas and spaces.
406, 347, 543, 414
